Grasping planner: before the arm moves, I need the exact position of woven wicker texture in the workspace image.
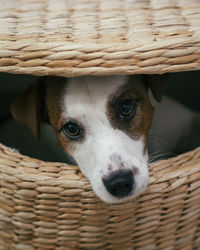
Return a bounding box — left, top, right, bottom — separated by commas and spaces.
0, 0, 200, 77
0, 143, 200, 250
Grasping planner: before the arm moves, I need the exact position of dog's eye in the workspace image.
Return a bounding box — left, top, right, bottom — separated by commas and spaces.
119, 98, 137, 120
62, 121, 82, 139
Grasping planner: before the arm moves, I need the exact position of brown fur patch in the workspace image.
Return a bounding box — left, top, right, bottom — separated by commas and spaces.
107, 76, 154, 153
44, 77, 76, 154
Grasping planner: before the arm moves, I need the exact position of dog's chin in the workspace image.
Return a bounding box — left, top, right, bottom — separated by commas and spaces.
93, 188, 135, 204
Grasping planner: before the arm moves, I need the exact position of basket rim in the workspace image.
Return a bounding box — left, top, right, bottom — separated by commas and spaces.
1, 143, 200, 198
1, 146, 200, 248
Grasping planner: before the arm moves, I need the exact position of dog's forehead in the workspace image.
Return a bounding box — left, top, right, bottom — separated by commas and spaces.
62, 76, 129, 116
67, 75, 128, 97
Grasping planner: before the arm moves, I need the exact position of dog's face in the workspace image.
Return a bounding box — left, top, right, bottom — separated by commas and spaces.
12, 75, 165, 203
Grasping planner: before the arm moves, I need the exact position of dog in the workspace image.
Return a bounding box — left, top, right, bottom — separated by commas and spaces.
11, 75, 200, 203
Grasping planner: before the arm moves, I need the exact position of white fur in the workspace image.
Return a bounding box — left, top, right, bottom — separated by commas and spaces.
62, 76, 149, 203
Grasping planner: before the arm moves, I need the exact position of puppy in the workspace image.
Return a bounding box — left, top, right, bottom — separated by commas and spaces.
11, 75, 167, 203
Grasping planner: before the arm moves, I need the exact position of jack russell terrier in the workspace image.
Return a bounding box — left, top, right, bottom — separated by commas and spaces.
11, 75, 200, 203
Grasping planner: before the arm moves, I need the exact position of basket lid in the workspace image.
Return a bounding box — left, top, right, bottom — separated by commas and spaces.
0, 0, 200, 77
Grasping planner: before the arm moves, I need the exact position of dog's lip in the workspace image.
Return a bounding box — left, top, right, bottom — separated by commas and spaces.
97, 189, 136, 204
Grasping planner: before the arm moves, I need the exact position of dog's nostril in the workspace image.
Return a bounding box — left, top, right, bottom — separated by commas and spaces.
102, 170, 133, 198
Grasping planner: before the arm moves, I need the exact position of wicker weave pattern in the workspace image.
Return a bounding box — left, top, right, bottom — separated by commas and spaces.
0, 143, 200, 249
0, 0, 200, 77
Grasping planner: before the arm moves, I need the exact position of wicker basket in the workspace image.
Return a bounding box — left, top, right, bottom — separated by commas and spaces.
1, 144, 200, 250
0, 0, 200, 249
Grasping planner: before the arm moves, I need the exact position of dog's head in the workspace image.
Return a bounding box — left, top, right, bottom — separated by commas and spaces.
11, 75, 166, 203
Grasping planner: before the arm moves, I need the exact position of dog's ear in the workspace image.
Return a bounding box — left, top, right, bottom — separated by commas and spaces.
144, 74, 169, 102
11, 77, 47, 140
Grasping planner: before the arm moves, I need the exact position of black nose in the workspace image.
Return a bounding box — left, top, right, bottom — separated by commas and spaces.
102, 170, 133, 198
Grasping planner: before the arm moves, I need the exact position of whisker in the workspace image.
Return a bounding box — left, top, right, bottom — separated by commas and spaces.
148, 151, 177, 163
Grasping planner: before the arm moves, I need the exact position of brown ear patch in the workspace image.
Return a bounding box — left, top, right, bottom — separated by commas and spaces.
143, 74, 169, 102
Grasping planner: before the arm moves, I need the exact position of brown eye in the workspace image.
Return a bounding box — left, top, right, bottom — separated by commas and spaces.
62, 121, 83, 139
119, 98, 137, 120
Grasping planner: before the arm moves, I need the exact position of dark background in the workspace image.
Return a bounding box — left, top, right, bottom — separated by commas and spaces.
0, 70, 200, 118
0, 71, 199, 162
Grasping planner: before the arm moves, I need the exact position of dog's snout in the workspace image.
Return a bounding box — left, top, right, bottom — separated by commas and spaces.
102, 170, 133, 198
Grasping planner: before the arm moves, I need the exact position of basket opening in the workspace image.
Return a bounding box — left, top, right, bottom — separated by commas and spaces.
0, 71, 199, 163
148, 70, 200, 161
